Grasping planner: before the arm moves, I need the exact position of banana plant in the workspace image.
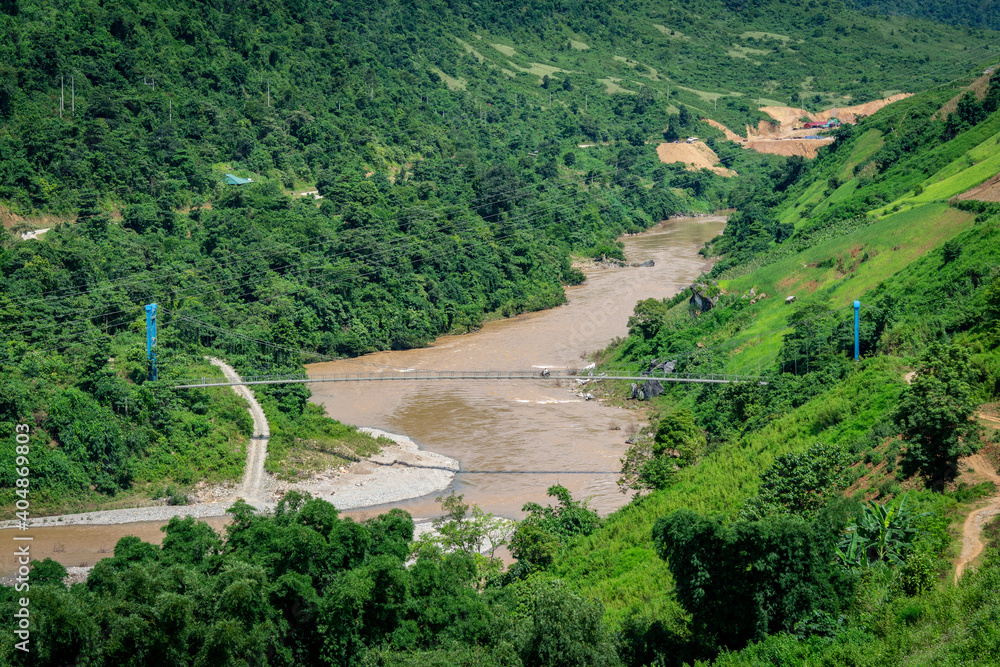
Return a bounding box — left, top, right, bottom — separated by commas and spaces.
836, 494, 925, 569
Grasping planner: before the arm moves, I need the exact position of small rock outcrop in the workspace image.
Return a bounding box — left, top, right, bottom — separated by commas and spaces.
689, 280, 722, 314
641, 359, 677, 376
631, 379, 664, 400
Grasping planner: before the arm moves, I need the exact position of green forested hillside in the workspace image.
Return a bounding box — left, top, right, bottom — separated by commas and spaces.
852, 0, 1000, 31
2, 1, 1000, 665
1, 0, 997, 214
549, 64, 1000, 666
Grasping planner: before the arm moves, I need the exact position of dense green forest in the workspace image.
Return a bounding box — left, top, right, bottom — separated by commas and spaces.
851, 0, 1000, 31
2, 0, 998, 506
3, 0, 1000, 665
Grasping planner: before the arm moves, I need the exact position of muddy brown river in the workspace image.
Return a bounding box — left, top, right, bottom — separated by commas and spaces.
1, 216, 724, 574
310, 215, 725, 521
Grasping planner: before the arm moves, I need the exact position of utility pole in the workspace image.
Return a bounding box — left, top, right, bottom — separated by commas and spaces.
59, 75, 64, 118
169, 97, 172, 122
585, 93, 587, 112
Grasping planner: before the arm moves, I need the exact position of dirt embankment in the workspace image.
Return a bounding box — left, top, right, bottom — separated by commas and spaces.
704, 118, 744, 141
703, 94, 911, 159
655, 141, 737, 177
935, 69, 994, 121
745, 138, 833, 158
1, 203, 75, 230
959, 173, 1000, 202
756, 93, 912, 132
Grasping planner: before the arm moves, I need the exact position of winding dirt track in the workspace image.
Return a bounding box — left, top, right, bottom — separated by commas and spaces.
207, 357, 271, 503
954, 452, 1000, 582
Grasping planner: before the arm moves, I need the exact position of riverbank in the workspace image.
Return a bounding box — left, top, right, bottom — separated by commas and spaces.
0, 429, 458, 530
304, 215, 727, 520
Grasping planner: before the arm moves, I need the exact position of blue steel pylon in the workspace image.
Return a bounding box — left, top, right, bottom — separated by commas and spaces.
145, 303, 158, 381
853, 300, 860, 361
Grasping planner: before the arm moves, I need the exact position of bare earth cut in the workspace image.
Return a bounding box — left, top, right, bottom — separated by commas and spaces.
954, 452, 1000, 581
655, 141, 737, 176
959, 173, 1000, 202
703, 94, 911, 159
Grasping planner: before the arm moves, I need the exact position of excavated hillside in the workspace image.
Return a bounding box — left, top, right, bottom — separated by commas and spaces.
705, 94, 912, 158
655, 141, 738, 176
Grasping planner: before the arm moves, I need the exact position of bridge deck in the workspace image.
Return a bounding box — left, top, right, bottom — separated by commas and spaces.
171, 370, 767, 389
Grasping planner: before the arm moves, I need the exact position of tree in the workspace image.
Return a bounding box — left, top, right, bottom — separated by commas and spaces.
836, 494, 923, 569
654, 510, 852, 651
418, 492, 512, 584
493, 576, 619, 667
619, 409, 705, 494
626, 298, 671, 339
986, 276, 1000, 319
739, 443, 849, 520
160, 515, 223, 565
509, 522, 560, 569
677, 104, 693, 130
896, 342, 979, 481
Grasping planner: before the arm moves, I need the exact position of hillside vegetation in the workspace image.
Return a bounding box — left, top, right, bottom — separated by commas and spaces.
2, 1, 1000, 666
851, 0, 1000, 31
548, 63, 1000, 666
12, 0, 972, 508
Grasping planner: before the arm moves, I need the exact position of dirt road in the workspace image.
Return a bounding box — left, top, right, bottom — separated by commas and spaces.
207, 357, 272, 503
954, 452, 1000, 582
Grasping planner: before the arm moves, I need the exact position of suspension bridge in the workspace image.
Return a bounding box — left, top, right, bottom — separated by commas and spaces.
170, 369, 767, 389
143, 299, 874, 390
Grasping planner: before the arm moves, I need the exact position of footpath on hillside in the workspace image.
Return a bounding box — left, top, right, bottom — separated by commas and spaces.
209, 356, 273, 504
954, 408, 1000, 581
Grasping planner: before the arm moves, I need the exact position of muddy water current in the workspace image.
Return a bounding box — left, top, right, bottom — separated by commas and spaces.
309, 215, 725, 521
0, 216, 724, 575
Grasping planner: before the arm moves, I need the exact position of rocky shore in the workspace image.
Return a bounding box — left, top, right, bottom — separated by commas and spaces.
0, 429, 458, 530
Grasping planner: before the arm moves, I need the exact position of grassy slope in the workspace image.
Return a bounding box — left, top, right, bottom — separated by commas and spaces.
555, 87, 1000, 632
681, 203, 973, 376
557, 357, 907, 626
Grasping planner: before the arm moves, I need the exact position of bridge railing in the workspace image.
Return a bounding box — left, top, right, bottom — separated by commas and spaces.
169, 368, 768, 388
